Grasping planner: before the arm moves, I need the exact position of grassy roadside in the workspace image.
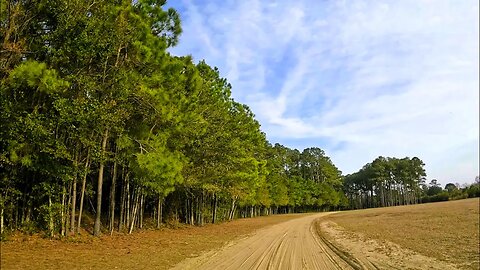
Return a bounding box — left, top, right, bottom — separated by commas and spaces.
325, 198, 479, 269
1, 214, 307, 270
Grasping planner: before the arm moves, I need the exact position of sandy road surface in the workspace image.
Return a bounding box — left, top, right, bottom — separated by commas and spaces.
171, 213, 355, 270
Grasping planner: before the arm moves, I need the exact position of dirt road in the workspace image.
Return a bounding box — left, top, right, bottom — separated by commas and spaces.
171, 212, 461, 270
171, 213, 356, 270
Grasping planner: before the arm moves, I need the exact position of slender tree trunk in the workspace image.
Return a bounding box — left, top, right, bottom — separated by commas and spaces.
119, 171, 127, 231
8, 200, 13, 230
380, 183, 385, 207
69, 152, 79, 234
201, 192, 205, 225
139, 193, 144, 229
129, 188, 140, 234
129, 188, 135, 229
61, 185, 66, 236
175, 204, 179, 224
190, 195, 195, 225
188, 195, 193, 225
14, 200, 19, 228
195, 196, 199, 225
184, 197, 188, 224
65, 182, 73, 236
195, 194, 202, 225
70, 171, 77, 234
77, 150, 90, 234
1, 194, 4, 235
0, 207, 3, 235
229, 197, 237, 221
48, 195, 54, 237
157, 195, 163, 228
388, 183, 393, 206
370, 187, 375, 208
94, 128, 109, 236
109, 159, 118, 235
25, 201, 32, 224
126, 177, 130, 229
212, 193, 217, 224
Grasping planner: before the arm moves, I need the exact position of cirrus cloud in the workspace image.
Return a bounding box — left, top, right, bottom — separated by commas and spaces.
168, 0, 479, 185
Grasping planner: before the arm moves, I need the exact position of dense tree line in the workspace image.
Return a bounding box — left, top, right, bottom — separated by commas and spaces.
264, 144, 346, 214
343, 156, 479, 210
420, 178, 480, 203
0, 0, 346, 237
343, 156, 427, 209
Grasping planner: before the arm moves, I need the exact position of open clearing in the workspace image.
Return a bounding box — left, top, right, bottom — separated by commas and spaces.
324, 198, 479, 269
2, 199, 478, 269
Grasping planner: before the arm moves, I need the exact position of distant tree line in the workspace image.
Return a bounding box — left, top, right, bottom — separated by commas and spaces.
420, 178, 480, 203
343, 156, 427, 209
343, 157, 479, 209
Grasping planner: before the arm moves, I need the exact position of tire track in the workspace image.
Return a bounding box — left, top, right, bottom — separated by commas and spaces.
171, 213, 357, 270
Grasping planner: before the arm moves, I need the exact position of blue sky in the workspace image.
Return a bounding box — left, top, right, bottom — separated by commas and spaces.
167, 0, 479, 185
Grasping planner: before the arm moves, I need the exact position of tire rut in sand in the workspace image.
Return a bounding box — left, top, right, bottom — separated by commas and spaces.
171, 213, 356, 270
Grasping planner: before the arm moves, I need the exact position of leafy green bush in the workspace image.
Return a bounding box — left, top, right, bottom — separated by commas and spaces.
421, 191, 450, 203
466, 184, 480, 198
20, 221, 38, 235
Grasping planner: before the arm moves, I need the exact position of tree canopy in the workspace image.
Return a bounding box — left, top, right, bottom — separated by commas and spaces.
1, 0, 468, 238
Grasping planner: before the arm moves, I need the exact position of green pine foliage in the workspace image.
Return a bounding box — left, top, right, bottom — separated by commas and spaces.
0, 0, 447, 237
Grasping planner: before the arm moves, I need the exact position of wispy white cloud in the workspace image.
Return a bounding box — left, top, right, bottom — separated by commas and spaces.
169, 0, 479, 184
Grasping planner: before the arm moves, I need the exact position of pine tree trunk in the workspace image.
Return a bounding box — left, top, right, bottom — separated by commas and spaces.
61, 185, 66, 236
109, 159, 118, 235
201, 192, 205, 225
139, 193, 144, 229
48, 195, 54, 237
65, 182, 73, 236
15, 198, 19, 228
129, 188, 140, 234
175, 205, 178, 224
94, 128, 109, 236
70, 172, 77, 234
189, 195, 194, 225
157, 195, 163, 228
126, 177, 130, 229
25, 201, 32, 224
184, 197, 188, 224
1, 195, 4, 235
229, 198, 237, 221
195, 196, 199, 225
195, 195, 201, 225
212, 194, 217, 224
388, 183, 393, 206
119, 171, 127, 232
77, 150, 90, 234
380, 183, 385, 207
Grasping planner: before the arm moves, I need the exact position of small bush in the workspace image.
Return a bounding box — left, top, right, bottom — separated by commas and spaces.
20, 221, 39, 235
466, 184, 480, 198
421, 192, 450, 203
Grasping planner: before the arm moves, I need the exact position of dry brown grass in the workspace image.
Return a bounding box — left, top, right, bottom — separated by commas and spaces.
326, 198, 480, 269
1, 214, 307, 270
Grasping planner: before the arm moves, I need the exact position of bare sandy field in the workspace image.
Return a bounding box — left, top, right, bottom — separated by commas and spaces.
325, 198, 479, 269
